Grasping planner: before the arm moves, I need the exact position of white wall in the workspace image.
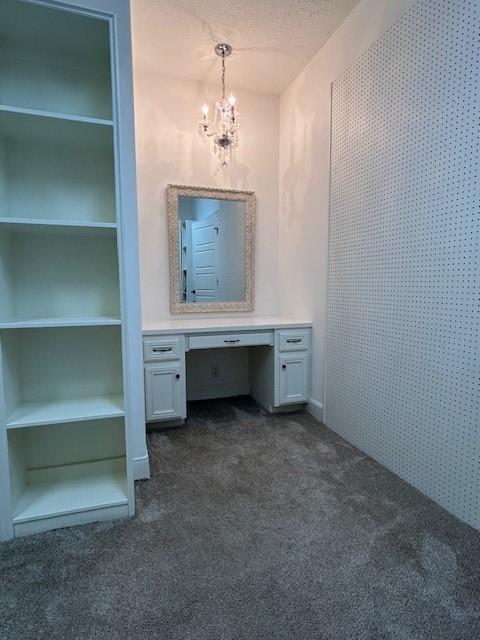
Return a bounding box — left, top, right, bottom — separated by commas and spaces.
130, 27, 280, 324
278, 0, 414, 411
279, 0, 479, 528
325, 0, 479, 529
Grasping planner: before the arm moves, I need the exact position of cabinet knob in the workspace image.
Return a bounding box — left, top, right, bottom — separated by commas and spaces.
176, 373, 180, 379
282, 364, 287, 369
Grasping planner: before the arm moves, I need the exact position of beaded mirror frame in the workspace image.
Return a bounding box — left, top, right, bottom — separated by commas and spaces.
167, 184, 256, 313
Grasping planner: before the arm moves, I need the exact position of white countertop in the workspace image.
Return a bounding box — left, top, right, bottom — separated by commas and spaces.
142, 316, 312, 336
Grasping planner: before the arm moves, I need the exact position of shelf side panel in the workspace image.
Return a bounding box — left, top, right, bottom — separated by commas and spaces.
0, 227, 14, 322
0, 136, 8, 214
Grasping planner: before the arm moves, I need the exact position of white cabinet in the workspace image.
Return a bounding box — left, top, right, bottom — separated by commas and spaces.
145, 363, 186, 422
275, 329, 310, 407
144, 335, 186, 423
277, 352, 309, 406
142, 322, 312, 420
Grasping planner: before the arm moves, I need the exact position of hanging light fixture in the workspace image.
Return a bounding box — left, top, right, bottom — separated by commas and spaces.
198, 43, 239, 167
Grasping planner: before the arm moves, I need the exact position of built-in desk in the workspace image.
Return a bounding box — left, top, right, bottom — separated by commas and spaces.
143, 317, 312, 424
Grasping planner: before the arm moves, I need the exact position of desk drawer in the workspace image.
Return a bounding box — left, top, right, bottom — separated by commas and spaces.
188, 331, 273, 350
144, 336, 183, 362
278, 330, 310, 352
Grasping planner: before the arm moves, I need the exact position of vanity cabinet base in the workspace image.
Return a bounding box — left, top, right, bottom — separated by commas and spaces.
143, 324, 311, 424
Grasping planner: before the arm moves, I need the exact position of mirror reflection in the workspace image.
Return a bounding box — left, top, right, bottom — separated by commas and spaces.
178, 196, 246, 303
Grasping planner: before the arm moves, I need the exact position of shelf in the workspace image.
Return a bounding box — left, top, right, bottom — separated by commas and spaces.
0, 217, 116, 236
0, 106, 113, 149
0, 104, 113, 128
12, 458, 128, 525
0, 317, 121, 330
0, 0, 131, 541
6, 395, 124, 429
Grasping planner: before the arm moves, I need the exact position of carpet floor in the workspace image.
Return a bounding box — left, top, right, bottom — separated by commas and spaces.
1, 396, 479, 640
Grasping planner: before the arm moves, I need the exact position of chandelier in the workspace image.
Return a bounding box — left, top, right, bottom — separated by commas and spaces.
198, 43, 239, 167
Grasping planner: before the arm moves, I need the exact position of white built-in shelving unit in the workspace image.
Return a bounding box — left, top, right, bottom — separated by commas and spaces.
0, 0, 147, 539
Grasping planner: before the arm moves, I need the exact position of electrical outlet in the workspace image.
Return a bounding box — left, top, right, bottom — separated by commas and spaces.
210, 364, 220, 378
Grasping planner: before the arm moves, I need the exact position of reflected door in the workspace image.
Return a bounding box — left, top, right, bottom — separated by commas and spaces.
191, 212, 218, 302
173, 187, 253, 312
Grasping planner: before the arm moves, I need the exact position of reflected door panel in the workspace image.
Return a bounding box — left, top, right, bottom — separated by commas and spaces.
192, 213, 217, 302
178, 197, 245, 304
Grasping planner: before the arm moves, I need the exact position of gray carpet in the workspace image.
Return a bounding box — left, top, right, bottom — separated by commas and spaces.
1, 397, 479, 640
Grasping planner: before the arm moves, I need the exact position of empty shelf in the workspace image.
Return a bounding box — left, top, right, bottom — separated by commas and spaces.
0, 317, 122, 329
7, 396, 125, 429
0, 218, 117, 235
13, 458, 128, 524
0, 104, 113, 127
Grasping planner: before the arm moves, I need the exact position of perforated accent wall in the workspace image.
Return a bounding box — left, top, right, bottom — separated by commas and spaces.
326, 0, 479, 528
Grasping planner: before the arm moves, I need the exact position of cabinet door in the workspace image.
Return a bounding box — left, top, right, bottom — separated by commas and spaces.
278, 353, 309, 406
145, 363, 186, 421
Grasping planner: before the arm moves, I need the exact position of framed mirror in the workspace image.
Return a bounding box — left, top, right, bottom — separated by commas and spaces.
167, 185, 255, 313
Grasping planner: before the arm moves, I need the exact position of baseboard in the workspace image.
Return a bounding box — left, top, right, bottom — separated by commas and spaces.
132, 453, 150, 480
307, 398, 324, 422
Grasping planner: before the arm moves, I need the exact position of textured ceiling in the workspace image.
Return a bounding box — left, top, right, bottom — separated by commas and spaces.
131, 0, 361, 95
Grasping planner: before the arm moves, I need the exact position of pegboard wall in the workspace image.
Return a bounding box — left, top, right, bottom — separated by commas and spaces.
326, 0, 479, 528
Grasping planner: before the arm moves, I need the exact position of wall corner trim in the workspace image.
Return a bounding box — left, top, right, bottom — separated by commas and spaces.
307, 398, 324, 423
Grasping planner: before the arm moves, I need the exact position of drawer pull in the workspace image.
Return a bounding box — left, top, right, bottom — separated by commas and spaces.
286, 338, 302, 344
224, 339, 240, 344
152, 347, 173, 353
176, 373, 180, 379
282, 364, 287, 369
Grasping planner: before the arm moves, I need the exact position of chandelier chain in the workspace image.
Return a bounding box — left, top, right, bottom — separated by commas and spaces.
221, 55, 226, 100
